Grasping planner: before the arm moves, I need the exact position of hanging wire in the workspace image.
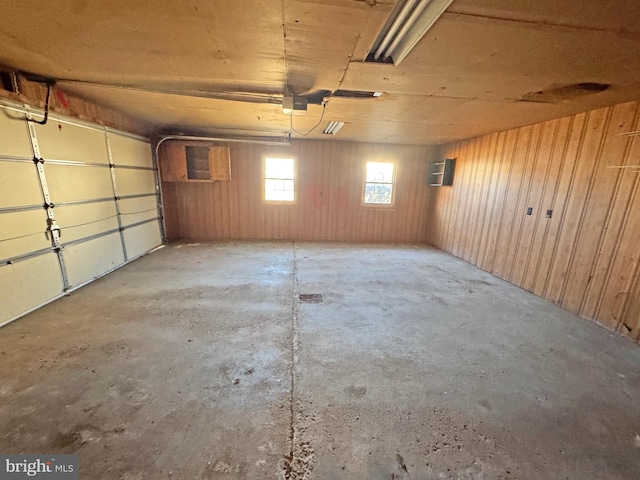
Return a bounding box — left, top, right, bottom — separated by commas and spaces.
290, 103, 326, 136
62, 208, 159, 229
120, 208, 158, 215
26, 82, 53, 125
63, 214, 119, 229
0, 231, 46, 243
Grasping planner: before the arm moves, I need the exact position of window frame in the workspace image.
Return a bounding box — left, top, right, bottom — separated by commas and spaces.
262, 155, 297, 205
362, 161, 396, 208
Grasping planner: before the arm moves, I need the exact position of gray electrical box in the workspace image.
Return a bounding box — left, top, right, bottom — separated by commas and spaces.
282, 96, 308, 115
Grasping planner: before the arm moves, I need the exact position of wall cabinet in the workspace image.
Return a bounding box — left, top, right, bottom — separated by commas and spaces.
430, 158, 456, 186
160, 141, 230, 182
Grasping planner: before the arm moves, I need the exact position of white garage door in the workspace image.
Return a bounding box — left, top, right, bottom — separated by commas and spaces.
0, 100, 164, 327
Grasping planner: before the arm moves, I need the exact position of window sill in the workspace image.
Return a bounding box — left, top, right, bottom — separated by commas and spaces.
263, 200, 298, 206
361, 203, 395, 210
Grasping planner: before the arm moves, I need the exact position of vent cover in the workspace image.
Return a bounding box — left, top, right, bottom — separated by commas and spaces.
332, 90, 379, 99
299, 294, 323, 304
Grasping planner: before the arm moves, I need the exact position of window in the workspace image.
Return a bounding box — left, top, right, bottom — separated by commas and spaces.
264, 157, 295, 202
363, 161, 395, 205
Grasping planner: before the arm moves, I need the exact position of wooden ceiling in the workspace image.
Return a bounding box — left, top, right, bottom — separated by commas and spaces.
2, 0, 640, 144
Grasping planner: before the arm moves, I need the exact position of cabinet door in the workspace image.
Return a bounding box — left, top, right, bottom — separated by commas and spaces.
160, 142, 231, 182
208, 146, 231, 181
160, 142, 188, 181
442, 158, 456, 186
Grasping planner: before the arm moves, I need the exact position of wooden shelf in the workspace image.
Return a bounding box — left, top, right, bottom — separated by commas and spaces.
429, 158, 456, 186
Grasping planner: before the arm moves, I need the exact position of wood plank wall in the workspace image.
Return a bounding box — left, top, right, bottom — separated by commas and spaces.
427, 100, 640, 342
161, 139, 435, 243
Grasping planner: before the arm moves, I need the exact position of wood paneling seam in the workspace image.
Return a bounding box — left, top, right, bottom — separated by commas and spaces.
477, 133, 500, 268
533, 117, 573, 293
465, 137, 484, 261
501, 126, 533, 278
484, 131, 508, 273
589, 103, 640, 320
542, 112, 590, 299
559, 107, 613, 308
448, 141, 465, 255
472, 134, 495, 266
523, 120, 559, 289
614, 171, 640, 334
510, 124, 543, 282
491, 128, 520, 274
445, 143, 462, 251
443, 143, 459, 249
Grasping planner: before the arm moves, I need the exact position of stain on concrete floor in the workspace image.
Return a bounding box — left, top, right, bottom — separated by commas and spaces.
0, 242, 639, 479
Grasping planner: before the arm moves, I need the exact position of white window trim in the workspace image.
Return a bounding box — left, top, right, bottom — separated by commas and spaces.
263, 156, 297, 205
362, 161, 396, 208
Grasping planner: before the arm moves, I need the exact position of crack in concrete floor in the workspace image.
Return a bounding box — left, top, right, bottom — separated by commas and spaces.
281, 242, 316, 480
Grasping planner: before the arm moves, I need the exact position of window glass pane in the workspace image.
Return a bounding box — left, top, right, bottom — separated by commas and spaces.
364, 183, 393, 204
265, 179, 295, 201
265, 157, 295, 202
265, 157, 294, 179
366, 162, 393, 183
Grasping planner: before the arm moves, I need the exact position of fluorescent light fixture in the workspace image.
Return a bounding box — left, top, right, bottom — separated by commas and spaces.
367, 0, 454, 65
322, 121, 345, 135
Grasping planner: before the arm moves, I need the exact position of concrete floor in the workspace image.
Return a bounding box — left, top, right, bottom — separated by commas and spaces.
1, 242, 639, 479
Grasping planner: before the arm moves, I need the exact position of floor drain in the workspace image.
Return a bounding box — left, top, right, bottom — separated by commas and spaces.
299, 294, 323, 303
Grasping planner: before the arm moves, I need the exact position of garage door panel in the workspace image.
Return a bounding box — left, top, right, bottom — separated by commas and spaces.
55, 202, 119, 243
64, 233, 124, 287
115, 168, 156, 196
0, 253, 63, 324
0, 112, 32, 158
109, 135, 152, 168
0, 101, 161, 326
35, 116, 110, 164
0, 210, 50, 260
124, 221, 161, 259
44, 164, 114, 202
0, 162, 42, 207
120, 196, 158, 226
